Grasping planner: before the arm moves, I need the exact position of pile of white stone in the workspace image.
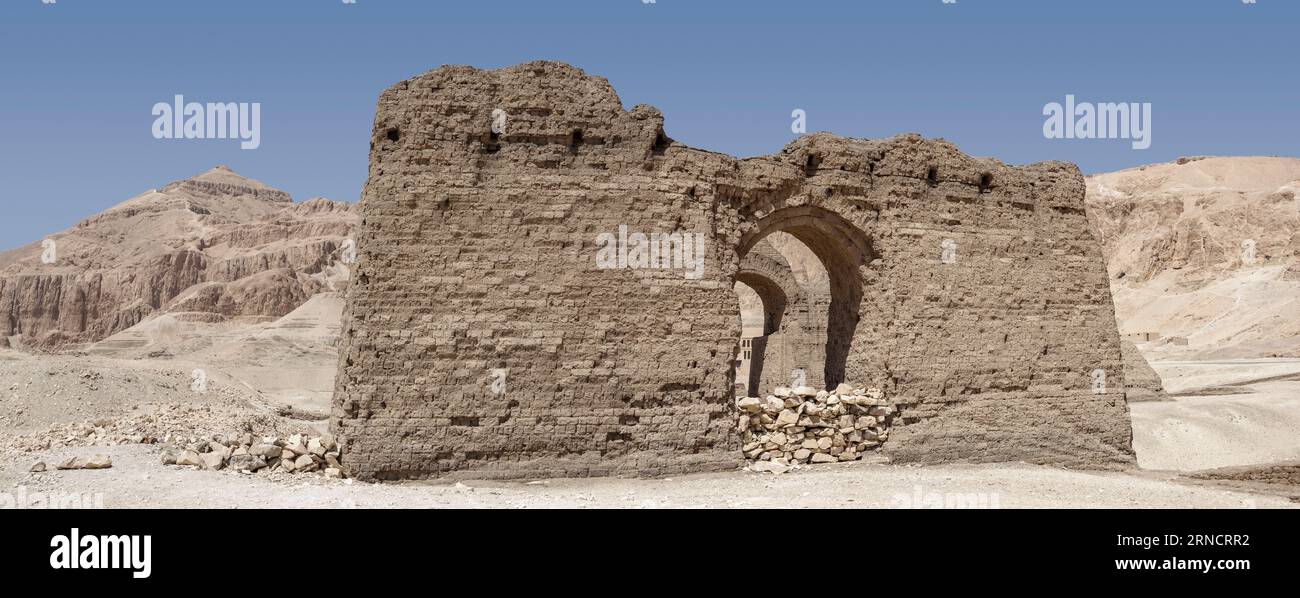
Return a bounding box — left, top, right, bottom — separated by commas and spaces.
737, 383, 895, 473
161, 432, 346, 478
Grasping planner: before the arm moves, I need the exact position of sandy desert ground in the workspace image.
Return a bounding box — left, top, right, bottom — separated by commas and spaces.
5, 444, 1292, 509
1130, 360, 1300, 471
2, 344, 1297, 508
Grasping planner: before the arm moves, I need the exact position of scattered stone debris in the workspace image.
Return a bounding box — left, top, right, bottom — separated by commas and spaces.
2, 403, 311, 455
738, 383, 896, 473
161, 433, 347, 478
2, 403, 344, 479
55, 454, 112, 470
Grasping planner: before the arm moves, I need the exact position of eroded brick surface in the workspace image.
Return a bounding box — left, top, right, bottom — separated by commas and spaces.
332, 61, 1134, 481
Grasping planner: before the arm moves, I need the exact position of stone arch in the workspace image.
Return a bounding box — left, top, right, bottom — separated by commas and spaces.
731, 275, 779, 397
737, 206, 874, 388
735, 246, 801, 335
734, 242, 829, 395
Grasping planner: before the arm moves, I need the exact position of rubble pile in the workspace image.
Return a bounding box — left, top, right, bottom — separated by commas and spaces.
6, 404, 344, 479
737, 383, 896, 473
161, 433, 346, 478
2, 403, 309, 454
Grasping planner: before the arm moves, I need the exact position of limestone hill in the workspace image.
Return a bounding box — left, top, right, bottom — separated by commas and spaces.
1086, 156, 1300, 360
0, 166, 357, 349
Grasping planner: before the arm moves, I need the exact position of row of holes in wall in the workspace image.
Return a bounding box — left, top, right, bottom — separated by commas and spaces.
485, 128, 587, 154
393, 123, 995, 194
806, 154, 993, 194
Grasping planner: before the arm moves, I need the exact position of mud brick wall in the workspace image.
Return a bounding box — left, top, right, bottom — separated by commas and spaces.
333, 61, 1134, 481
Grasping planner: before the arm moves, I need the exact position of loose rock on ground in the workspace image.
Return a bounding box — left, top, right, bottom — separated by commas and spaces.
738, 383, 896, 473
161, 433, 346, 478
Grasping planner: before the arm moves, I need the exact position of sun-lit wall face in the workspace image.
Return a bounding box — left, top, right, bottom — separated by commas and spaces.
764, 231, 829, 293
337, 62, 1134, 480
733, 281, 766, 337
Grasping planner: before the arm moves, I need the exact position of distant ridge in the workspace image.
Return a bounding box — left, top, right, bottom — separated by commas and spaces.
1086, 156, 1300, 360
0, 167, 357, 349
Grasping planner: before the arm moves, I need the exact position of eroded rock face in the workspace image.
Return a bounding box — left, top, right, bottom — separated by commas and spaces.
334, 61, 1134, 481
1086, 157, 1300, 359
1088, 157, 1300, 284
0, 166, 357, 348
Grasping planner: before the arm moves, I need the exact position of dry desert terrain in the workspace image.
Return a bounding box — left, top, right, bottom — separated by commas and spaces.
3, 157, 1299, 508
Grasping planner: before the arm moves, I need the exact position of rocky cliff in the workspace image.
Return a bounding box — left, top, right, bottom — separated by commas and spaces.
1086, 157, 1300, 359
0, 166, 357, 349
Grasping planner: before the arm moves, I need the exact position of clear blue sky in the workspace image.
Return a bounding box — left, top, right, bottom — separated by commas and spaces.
2, 0, 1296, 250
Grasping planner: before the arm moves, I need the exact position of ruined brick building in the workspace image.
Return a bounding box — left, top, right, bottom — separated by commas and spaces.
331, 61, 1135, 480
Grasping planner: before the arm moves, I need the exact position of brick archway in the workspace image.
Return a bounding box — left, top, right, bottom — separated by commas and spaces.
737, 206, 874, 388
734, 241, 829, 395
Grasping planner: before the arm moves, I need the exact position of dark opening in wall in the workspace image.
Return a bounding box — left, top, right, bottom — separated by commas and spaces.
804, 154, 822, 177
979, 173, 993, 193
926, 167, 939, 187
738, 206, 873, 391
385, 127, 401, 142
485, 131, 501, 154
652, 130, 670, 155
569, 129, 584, 149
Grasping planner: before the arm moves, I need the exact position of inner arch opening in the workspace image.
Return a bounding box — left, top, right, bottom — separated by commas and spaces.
736, 206, 873, 389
